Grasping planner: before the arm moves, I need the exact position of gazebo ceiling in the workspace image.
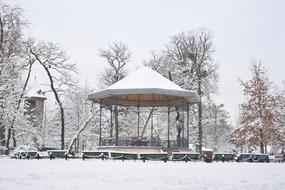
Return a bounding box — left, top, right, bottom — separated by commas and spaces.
88, 67, 200, 107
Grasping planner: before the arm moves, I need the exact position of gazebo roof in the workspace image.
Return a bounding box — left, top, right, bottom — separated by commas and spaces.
88, 66, 199, 107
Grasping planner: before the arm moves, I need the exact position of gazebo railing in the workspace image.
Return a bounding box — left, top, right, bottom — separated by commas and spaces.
101, 138, 162, 147
101, 137, 188, 148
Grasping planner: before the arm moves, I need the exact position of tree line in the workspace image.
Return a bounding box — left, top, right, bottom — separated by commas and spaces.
1, 1, 284, 154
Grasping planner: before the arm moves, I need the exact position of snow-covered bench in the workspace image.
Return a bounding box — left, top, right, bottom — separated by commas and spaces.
82, 151, 109, 160
47, 150, 67, 159
238, 153, 269, 162
213, 153, 237, 162
109, 152, 139, 160
139, 153, 168, 162
171, 152, 200, 162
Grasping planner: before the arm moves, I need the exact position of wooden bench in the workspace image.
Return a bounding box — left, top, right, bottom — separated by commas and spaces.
171, 152, 200, 162
82, 151, 109, 160
47, 150, 67, 159
238, 153, 269, 162
139, 153, 168, 162
109, 152, 139, 160
213, 153, 237, 162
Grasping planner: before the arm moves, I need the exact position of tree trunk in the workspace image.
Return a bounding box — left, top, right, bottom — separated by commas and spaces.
0, 120, 5, 147
12, 131, 16, 147
5, 128, 11, 151
67, 114, 94, 154
0, 16, 4, 53
140, 107, 155, 139
30, 50, 66, 150
198, 81, 203, 154
259, 128, 264, 154
42, 65, 65, 150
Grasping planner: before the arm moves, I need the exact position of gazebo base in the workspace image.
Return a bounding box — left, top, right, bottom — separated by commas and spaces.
96, 146, 192, 153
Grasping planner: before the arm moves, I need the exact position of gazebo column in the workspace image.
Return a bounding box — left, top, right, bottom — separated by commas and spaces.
110, 105, 113, 138
186, 102, 190, 148
137, 106, 140, 140
167, 106, 170, 148
182, 102, 185, 148
151, 114, 154, 146
114, 97, 119, 146
151, 95, 154, 146
99, 100, 102, 146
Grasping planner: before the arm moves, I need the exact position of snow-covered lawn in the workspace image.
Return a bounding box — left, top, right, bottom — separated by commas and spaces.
0, 158, 284, 190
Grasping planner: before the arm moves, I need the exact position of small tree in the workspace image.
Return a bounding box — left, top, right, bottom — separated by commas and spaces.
203, 103, 233, 152
236, 62, 283, 153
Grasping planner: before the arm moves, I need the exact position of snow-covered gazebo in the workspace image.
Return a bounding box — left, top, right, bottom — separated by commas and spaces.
88, 66, 199, 148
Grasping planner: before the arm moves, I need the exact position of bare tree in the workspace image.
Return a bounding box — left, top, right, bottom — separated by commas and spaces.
5, 45, 36, 150
30, 41, 77, 150
98, 42, 131, 87
0, 1, 28, 150
66, 105, 97, 154
147, 29, 218, 152
203, 102, 233, 152
1, 2, 79, 152
61, 84, 96, 153
98, 42, 131, 139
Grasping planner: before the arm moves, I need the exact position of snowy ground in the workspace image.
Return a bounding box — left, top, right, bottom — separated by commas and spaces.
0, 158, 284, 190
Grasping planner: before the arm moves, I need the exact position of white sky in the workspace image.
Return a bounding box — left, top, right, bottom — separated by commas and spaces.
14, 0, 285, 123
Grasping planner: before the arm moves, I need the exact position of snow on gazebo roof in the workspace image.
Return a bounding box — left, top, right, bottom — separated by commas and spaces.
88, 66, 199, 107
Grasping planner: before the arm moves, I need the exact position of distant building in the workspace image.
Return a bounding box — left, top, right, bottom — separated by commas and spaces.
24, 83, 47, 148
25, 89, 46, 118
25, 76, 46, 121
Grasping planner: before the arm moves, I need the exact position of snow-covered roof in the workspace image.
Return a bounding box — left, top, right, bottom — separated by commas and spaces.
88, 66, 199, 107
27, 89, 46, 99
27, 77, 46, 99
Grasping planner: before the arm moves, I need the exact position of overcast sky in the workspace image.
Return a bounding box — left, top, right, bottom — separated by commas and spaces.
15, 0, 285, 123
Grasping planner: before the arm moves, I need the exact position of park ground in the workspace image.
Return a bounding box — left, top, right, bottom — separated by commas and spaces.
0, 157, 285, 190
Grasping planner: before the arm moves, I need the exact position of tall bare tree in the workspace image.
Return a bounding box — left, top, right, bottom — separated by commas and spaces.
30, 41, 77, 150
98, 42, 131, 139
147, 29, 218, 152
98, 42, 131, 87
0, 1, 29, 150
